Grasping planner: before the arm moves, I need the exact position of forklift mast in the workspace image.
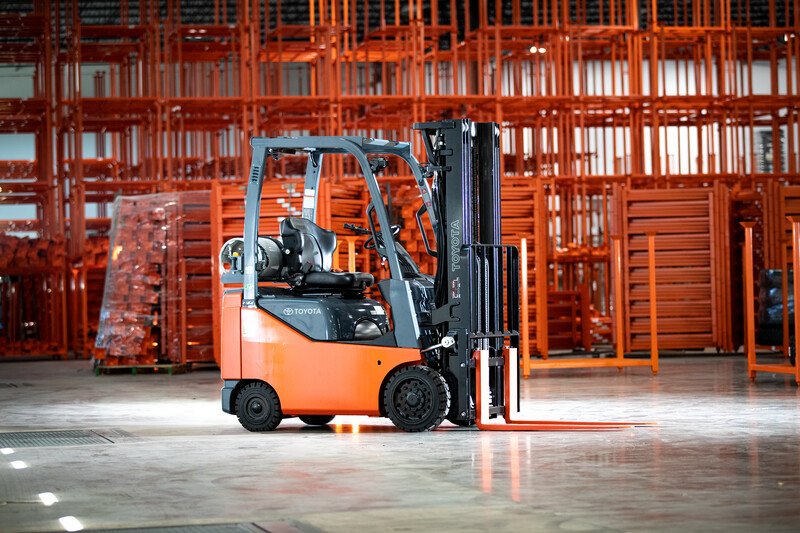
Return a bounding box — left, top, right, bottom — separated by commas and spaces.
414, 119, 520, 423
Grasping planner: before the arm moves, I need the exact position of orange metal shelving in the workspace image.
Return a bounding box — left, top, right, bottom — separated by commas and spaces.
743, 217, 800, 384
0, 0, 799, 364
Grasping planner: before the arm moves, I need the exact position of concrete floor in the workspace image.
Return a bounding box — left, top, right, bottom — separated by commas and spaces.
0, 357, 799, 533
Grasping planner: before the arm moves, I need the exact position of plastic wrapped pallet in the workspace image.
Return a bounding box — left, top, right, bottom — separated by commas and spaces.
759, 269, 792, 290
95, 191, 214, 367
95, 194, 174, 365
756, 269, 796, 346
95, 191, 214, 366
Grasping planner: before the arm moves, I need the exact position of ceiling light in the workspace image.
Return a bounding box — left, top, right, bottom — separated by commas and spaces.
10, 460, 27, 469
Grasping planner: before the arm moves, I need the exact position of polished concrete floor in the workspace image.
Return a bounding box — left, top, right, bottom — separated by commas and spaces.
1, 356, 799, 532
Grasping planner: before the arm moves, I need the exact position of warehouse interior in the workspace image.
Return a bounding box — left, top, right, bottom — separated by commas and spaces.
1, 0, 800, 531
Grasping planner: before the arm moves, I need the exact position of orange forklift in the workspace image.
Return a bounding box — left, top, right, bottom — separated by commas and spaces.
218, 119, 640, 432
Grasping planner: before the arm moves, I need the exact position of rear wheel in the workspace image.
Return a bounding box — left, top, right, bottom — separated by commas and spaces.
236, 382, 282, 432
384, 365, 449, 432
299, 415, 335, 426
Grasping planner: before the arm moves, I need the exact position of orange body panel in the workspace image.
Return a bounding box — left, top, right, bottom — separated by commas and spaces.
221, 290, 422, 416
220, 291, 244, 379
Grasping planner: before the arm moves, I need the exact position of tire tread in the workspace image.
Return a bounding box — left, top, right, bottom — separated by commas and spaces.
236, 381, 282, 432
383, 365, 450, 432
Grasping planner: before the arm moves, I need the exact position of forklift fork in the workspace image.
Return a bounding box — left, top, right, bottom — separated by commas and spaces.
474, 348, 652, 431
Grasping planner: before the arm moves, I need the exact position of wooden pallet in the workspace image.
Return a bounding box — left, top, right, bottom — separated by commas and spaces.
94, 363, 189, 376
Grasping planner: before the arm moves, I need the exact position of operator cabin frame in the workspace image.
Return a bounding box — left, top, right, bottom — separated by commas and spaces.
230, 136, 439, 349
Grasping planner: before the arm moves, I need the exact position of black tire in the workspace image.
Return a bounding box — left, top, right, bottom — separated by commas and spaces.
235, 382, 282, 432
383, 365, 449, 432
299, 415, 335, 426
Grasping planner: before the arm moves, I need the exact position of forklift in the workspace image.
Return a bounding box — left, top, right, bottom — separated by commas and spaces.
218, 119, 640, 432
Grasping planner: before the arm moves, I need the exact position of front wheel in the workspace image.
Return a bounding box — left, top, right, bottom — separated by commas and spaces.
383, 365, 450, 432
236, 382, 282, 432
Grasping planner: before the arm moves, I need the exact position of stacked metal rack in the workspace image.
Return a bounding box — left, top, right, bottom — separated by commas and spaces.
0, 5, 65, 359
0, 234, 67, 357
0, 0, 798, 369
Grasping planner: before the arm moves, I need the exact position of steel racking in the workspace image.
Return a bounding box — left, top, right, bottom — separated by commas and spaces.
0, 0, 798, 364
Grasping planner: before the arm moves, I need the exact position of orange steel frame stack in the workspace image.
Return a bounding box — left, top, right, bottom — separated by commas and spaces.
0, 0, 798, 367
743, 218, 800, 383
0, 2, 67, 358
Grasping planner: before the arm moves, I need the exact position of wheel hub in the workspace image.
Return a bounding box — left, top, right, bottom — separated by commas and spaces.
395, 379, 432, 420
247, 398, 266, 418
406, 392, 421, 407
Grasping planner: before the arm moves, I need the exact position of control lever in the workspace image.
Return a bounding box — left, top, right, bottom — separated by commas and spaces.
343, 222, 372, 235
421, 335, 455, 353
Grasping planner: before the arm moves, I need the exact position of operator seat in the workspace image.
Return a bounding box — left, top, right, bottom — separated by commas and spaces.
280, 217, 374, 291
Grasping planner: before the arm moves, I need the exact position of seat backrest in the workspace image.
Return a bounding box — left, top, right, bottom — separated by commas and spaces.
280, 217, 337, 274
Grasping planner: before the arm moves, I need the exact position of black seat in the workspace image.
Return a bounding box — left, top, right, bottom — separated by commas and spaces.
280, 217, 374, 291
281, 217, 337, 273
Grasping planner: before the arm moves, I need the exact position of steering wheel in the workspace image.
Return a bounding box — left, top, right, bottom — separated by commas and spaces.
364, 224, 401, 250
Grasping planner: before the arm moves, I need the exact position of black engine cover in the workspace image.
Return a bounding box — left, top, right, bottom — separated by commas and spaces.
258, 292, 388, 341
